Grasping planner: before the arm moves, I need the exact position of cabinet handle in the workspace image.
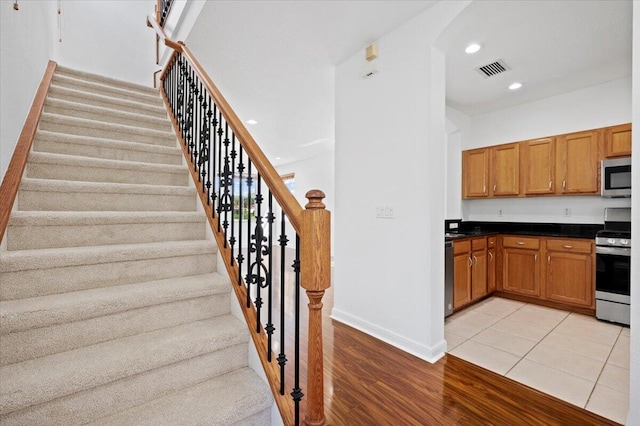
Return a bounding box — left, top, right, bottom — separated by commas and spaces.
562, 180, 566, 190
562, 245, 573, 249
548, 181, 552, 189
548, 255, 551, 264
516, 241, 525, 245
489, 252, 494, 261
473, 255, 478, 265
535, 254, 538, 262
468, 257, 472, 267
493, 184, 497, 192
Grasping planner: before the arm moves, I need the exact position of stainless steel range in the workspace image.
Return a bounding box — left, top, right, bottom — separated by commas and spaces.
595, 207, 631, 326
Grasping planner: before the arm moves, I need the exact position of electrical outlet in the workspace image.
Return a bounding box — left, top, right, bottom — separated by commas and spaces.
376, 205, 395, 219
564, 208, 571, 217
498, 209, 503, 217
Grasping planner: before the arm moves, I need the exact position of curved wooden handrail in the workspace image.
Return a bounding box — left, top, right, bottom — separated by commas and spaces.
0, 60, 57, 243
146, 15, 303, 233
146, 15, 182, 51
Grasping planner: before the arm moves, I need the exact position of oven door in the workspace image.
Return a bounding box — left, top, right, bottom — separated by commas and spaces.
595, 246, 631, 298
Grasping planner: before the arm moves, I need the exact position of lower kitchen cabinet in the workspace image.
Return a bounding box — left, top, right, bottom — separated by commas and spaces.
487, 237, 497, 293
545, 239, 594, 307
501, 236, 541, 297
453, 237, 488, 310
498, 235, 595, 311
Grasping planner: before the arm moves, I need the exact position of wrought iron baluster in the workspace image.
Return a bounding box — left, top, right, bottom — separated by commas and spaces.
236, 146, 245, 286
216, 110, 224, 232
291, 236, 303, 425
210, 104, 218, 211
204, 93, 213, 204
266, 191, 274, 361
277, 212, 288, 395
245, 160, 253, 309
220, 123, 232, 248
229, 134, 237, 266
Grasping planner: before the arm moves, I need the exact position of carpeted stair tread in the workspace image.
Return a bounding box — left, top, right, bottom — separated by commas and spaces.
33, 130, 182, 165
0, 345, 249, 426
26, 151, 188, 186
52, 74, 161, 106
89, 367, 272, 426
0, 273, 229, 334
8, 210, 205, 226
6, 211, 206, 250
44, 98, 172, 132
39, 113, 176, 147
55, 65, 159, 96
0, 316, 249, 416
0, 239, 217, 273
48, 84, 168, 118
19, 177, 194, 196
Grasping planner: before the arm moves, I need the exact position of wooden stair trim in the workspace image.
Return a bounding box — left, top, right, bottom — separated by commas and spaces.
0, 60, 57, 243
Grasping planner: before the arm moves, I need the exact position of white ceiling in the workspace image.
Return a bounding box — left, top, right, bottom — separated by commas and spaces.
437, 0, 633, 116
190, 0, 632, 166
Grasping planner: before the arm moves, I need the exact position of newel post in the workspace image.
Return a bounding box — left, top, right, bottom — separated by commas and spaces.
301, 190, 330, 426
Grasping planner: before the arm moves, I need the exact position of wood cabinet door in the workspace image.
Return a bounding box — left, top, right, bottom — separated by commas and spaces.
522, 138, 555, 195
605, 123, 632, 158
491, 143, 520, 196
556, 130, 599, 194
471, 249, 488, 299
546, 252, 593, 307
463, 149, 489, 198
502, 248, 540, 297
453, 253, 471, 308
487, 248, 496, 293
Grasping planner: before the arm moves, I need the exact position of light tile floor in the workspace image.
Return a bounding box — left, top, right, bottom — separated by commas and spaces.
445, 297, 630, 424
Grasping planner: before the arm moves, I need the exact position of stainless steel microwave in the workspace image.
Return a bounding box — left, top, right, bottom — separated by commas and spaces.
601, 157, 631, 197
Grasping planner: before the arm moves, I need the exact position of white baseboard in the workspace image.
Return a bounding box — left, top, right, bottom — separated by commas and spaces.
330, 308, 446, 364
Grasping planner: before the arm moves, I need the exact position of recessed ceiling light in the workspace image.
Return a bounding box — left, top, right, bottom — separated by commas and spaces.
465, 43, 482, 54
275, 157, 281, 160
246, 119, 258, 125
508, 82, 523, 90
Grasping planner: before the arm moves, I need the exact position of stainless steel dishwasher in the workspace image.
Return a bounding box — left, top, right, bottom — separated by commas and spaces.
445, 240, 454, 317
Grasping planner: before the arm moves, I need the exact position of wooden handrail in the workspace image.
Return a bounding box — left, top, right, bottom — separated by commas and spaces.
146, 15, 182, 51
0, 60, 57, 243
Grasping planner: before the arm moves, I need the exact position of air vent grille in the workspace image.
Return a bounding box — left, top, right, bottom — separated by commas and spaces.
476, 60, 510, 78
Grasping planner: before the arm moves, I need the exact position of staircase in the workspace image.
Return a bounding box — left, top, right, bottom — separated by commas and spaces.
0, 66, 273, 425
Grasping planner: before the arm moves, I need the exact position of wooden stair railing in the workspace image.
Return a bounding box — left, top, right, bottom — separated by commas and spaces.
147, 15, 330, 426
0, 60, 57, 243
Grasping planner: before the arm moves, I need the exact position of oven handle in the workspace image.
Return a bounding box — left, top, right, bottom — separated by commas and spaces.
596, 246, 631, 256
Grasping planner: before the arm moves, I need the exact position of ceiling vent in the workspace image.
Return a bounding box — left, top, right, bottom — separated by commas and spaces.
475, 59, 510, 78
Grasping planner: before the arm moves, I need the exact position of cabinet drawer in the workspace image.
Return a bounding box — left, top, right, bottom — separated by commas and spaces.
454, 239, 471, 254
502, 236, 540, 250
471, 237, 487, 250
546, 238, 592, 254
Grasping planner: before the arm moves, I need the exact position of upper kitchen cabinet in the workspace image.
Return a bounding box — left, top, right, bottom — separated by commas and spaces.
604, 123, 632, 158
462, 148, 490, 198
556, 130, 599, 195
521, 137, 555, 195
491, 143, 520, 196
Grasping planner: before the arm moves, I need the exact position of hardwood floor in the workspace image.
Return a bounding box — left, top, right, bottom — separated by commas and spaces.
289, 286, 619, 425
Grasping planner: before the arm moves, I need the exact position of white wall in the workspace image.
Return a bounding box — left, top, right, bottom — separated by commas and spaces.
276, 151, 335, 253
460, 77, 632, 224
445, 106, 471, 219
158, 0, 206, 66
627, 2, 639, 424
333, 1, 470, 363
53, 0, 157, 87
0, 0, 56, 182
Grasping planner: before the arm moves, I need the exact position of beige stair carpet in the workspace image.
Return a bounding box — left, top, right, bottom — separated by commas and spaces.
0, 65, 272, 425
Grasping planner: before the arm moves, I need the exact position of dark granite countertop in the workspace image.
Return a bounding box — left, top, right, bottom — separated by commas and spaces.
444, 221, 603, 241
